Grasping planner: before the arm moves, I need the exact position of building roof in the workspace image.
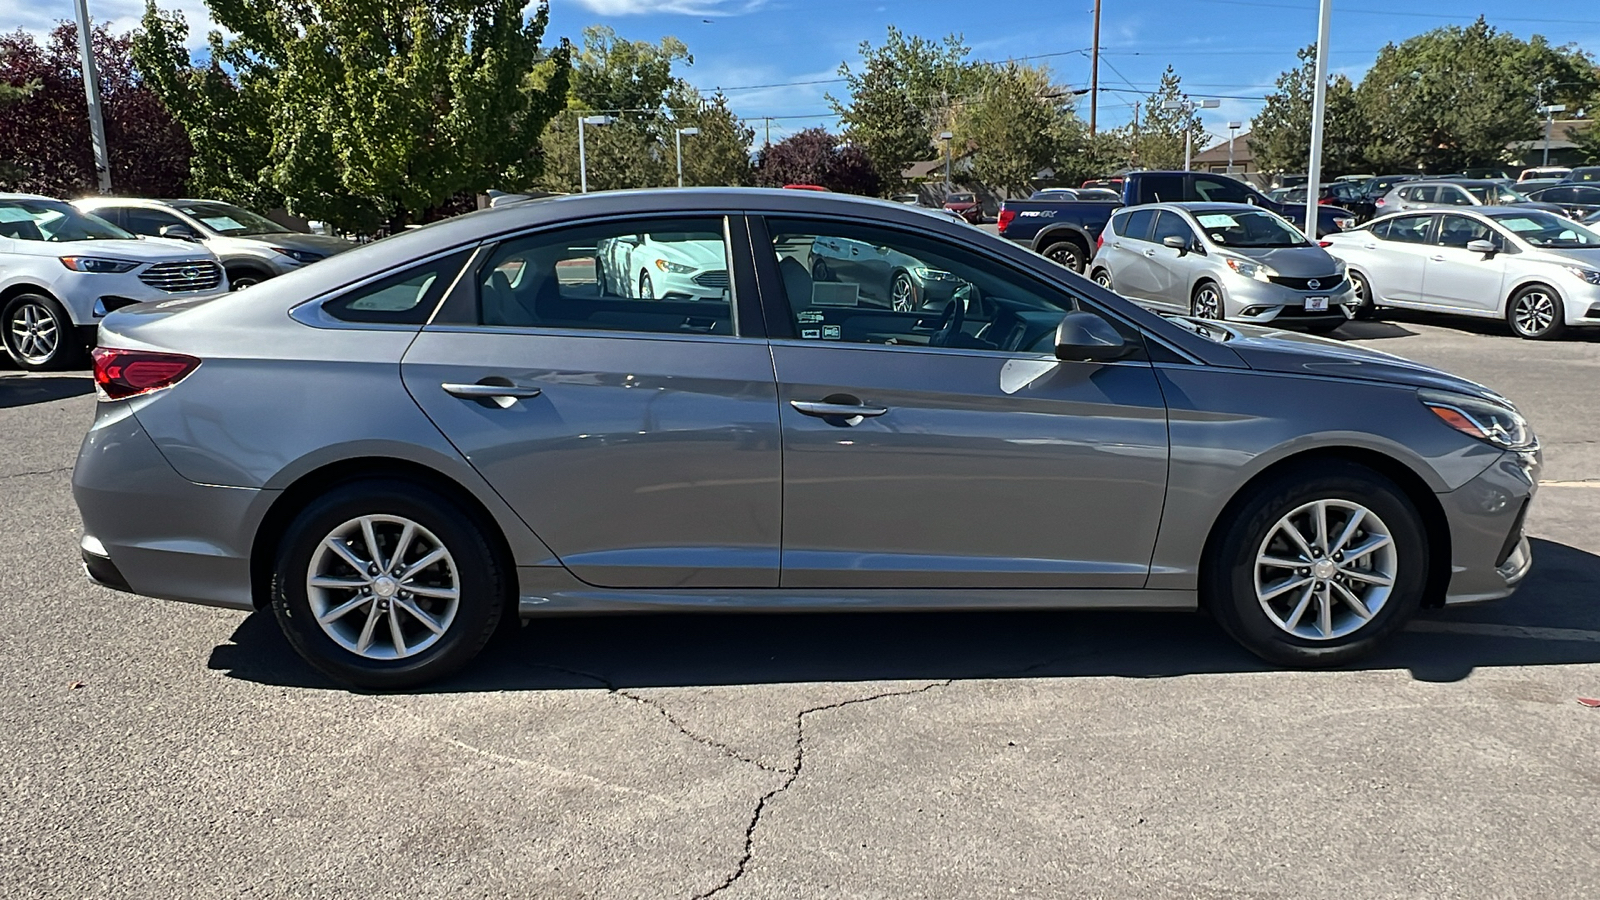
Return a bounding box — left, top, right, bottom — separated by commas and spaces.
1191, 132, 1254, 164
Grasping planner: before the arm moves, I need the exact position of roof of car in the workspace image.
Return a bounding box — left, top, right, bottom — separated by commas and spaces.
0, 192, 57, 202
1119, 201, 1262, 214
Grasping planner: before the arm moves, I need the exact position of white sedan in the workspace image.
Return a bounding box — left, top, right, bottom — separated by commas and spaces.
1322, 207, 1600, 339
597, 230, 728, 301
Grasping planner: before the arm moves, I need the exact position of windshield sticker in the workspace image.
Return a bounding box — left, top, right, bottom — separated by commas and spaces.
822, 325, 841, 340
800, 328, 821, 339
810, 282, 860, 306
796, 310, 824, 324
1196, 214, 1240, 228
0, 207, 35, 222
199, 216, 243, 231
1498, 218, 1544, 233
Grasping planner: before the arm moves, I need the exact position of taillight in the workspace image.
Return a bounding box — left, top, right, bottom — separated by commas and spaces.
91, 348, 201, 401
1374, 198, 1385, 206
1318, 240, 1333, 247
1096, 233, 1105, 250
997, 208, 1016, 234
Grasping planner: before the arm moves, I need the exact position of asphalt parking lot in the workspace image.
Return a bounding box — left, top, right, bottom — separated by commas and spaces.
2, 314, 1597, 899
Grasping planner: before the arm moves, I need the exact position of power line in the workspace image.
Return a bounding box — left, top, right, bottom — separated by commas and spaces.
1190, 0, 1600, 26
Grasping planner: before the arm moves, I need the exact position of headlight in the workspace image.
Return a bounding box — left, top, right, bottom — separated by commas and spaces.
912, 267, 954, 280
654, 258, 697, 274
1224, 257, 1275, 282
1419, 389, 1536, 451
1562, 265, 1600, 285
1333, 217, 1356, 230
1333, 258, 1348, 274
59, 256, 138, 273
270, 247, 325, 264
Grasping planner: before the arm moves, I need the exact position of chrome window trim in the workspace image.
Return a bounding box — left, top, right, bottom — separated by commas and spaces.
417, 323, 751, 345
288, 246, 476, 331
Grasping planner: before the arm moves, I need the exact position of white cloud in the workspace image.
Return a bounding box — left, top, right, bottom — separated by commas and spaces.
11, 0, 222, 49
570, 0, 767, 16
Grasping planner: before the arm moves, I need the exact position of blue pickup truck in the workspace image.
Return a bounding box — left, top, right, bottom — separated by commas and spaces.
997, 171, 1359, 272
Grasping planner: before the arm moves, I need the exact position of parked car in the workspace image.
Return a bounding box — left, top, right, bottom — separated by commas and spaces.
1522, 184, 1600, 219
73, 187, 1537, 688
1279, 182, 1376, 222
1030, 187, 1121, 202
1511, 177, 1565, 193
890, 193, 922, 205
1322, 207, 1600, 339
1559, 166, 1600, 184
1372, 180, 1563, 217
997, 170, 1357, 273
1088, 203, 1356, 332
0, 193, 227, 370
943, 191, 983, 223
1360, 175, 1419, 204
805, 230, 962, 311
596, 228, 729, 301
74, 197, 353, 290
1519, 166, 1571, 182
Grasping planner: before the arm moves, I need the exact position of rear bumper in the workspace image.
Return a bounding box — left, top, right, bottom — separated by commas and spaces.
1440, 448, 1540, 605
72, 401, 274, 611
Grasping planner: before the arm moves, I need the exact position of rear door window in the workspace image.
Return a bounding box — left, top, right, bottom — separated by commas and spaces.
1386, 215, 1435, 244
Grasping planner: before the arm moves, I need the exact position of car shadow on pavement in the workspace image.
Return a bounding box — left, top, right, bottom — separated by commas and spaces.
0, 375, 92, 409
1361, 309, 1600, 343
1327, 319, 1419, 341
208, 538, 1600, 693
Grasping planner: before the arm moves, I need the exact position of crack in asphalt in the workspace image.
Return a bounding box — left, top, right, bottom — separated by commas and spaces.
0, 466, 72, 480
691, 680, 954, 900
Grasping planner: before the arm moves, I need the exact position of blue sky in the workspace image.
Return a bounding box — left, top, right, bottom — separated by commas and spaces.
12, 0, 1600, 152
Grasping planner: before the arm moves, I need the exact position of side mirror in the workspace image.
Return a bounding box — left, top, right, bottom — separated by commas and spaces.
159, 223, 199, 242
1055, 310, 1134, 363
1466, 238, 1497, 257
1162, 234, 1189, 254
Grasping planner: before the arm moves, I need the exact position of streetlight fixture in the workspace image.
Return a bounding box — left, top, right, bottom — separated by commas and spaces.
1227, 121, 1243, 174
1162, 97, 1220, 171
577, 114, 614, 194
939, 131, 955, 187
1539, 104, 1567, 167
675, 127, 700, 188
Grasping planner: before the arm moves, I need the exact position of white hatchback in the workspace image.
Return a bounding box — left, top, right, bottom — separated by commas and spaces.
0, 193, 227, 369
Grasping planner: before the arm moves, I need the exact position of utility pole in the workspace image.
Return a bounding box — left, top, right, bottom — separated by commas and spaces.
1089, 0, 1102, 135
578, 114, 614, 193
1227, 121, 1242, 174
73, 0, 111, 193
1305, 0, 1332, 239
675, 127, 700, 188
764, 117, 771, 148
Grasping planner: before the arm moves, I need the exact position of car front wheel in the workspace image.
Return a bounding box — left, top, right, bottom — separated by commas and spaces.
1507, 285, 1565, 340
271, 480, 507, 689
1204, 461, 1428, 667
3, 293, 81, 371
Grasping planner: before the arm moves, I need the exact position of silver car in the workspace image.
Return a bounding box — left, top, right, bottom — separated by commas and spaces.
73, 189, 1538, 688
1371, 180, 1563, 218
1089, 202, 1357, 332
1323, 207, 1600, 339
74, 197, 354, 289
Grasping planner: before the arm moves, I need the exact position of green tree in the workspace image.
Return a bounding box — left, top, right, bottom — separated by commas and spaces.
1249, 46, 1370, 176
955, 62, 1077, 195
832, 27, 985, 190
1356, 18, 1599, 173
667, 88, 755, 187
135, 0, 570, 232
1131, 66, 1206, 169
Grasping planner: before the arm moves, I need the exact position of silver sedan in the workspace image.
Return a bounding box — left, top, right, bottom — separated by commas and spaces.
1322, 207, 1600, 339
74, 189, 1538, 688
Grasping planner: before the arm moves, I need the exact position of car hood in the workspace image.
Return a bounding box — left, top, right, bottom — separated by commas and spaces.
1217, 245, 1341, 277
1215, 323, 1501, 399
6, 236, 218, 262
654, 239, 725, 268
248, 232, 357, 255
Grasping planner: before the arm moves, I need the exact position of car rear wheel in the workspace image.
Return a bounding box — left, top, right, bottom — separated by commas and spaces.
1203, 461, 1427, 667
1507, 285, 1565, 340
1041, 240, 1085, 273
1348, 270, 1380, 320
271, 480, 507, 689
227, 270, 269, 290
1190, 282, 1224, 320
3, 293, 81, 371
1090, 268, 1113, 290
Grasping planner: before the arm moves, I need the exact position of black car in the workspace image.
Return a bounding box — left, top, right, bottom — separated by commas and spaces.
1561, 167, 1600, 183
1524, 184, 1600, 219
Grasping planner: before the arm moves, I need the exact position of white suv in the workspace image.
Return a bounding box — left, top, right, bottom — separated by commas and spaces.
0, 193, 228, 370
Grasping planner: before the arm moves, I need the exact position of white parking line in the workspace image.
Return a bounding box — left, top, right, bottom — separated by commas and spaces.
1539, 480, 1600, 489
1407, 620, 1600, 643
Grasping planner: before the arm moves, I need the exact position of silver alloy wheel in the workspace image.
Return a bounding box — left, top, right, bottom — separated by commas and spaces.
306, 514, 460, 660
1092, 270, 1113, 289
230, 276, 261, 290
1254, 499, 1397, 641
1192, 285, 1223, 319
1350, 271, 1368, 305
8, 301, 59, 365
1512, 290, 1557, 336
891, 273, 916, 311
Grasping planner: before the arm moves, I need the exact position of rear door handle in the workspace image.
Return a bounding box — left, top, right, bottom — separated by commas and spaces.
1428, 255, 1445, 262
790, 400, 889, 419
442, 382, 543, 409
1144, 249, 1156, 257
1363, 243, 1377, 250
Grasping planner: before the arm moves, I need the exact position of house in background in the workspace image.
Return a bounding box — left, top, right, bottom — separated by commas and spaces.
1190, 131, 1257, 179
1507, 119, 1594, 170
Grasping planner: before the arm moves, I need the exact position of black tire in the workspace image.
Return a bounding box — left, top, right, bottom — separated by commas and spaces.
811, 258, 833, 282
890, 270, 918, 311
270, 479, 507, 690
1203, 461, 1428, 668
3, 292, 82, 371
1090, 268, 1114, 291
1348, 269, 1380, 320
638, 271, 655, 300
1506, 284, 1566, 340
227, 269, 270, 290
1190, 282, 1224, 320
1041, 240, 1085, 273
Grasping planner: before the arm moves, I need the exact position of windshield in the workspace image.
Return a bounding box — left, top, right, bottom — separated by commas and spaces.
172, 201, 291, 236
947, 193, 974, 203
0, 198, 133, 242
1192, 210, 1308, 248
1465, 184, 1528, 205
1494, 212, 1600, 248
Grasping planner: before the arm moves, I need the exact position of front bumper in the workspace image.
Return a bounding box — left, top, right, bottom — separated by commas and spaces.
1440, 448, 1540, 605
1217, 274, 1358, 324
58, 268, 226, 326
656, 271, 729, 302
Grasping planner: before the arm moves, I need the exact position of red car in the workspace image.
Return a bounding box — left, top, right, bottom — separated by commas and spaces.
943, 191, 982, 223
782, 184, 829, 192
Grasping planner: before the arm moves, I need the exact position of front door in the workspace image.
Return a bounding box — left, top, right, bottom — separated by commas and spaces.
1422, 214, 1508, 314
401, 216, 782, 589
1148, 210, 1202, 309
757, 216, 1171, 589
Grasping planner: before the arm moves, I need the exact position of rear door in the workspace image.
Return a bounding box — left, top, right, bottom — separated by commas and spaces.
754, 215, 1170, 589
1104, 208, 1159, 300
1365, 214, 1435, 304
400, 215, 783, 588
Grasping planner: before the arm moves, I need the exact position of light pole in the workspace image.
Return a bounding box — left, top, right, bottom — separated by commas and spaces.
577, 114, 614, 194
1305, 0, 1332, 240
1162, 97, 1219, 170
674, 127, 700, 188
1227, 121, 1242, 174
1539, 104, 1566, 167
939, 131, 954, 187
73, 0, 111, 192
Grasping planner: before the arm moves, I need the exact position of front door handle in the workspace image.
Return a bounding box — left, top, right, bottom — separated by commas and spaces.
442, 381, 543, 409
790, 400, 889, 419
1429, 255, 1446, 262
1144, 249, 1156, 257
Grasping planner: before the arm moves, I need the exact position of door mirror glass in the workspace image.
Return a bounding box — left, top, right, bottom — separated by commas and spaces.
159, 223, 199, 242
1054, 311, 1133, 362
1466, 238, 1497, 255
